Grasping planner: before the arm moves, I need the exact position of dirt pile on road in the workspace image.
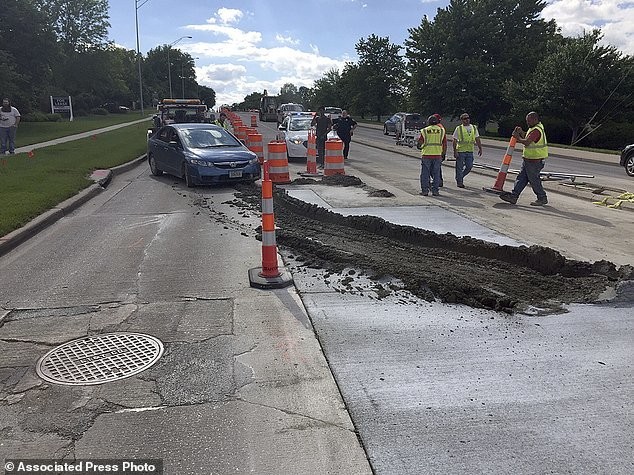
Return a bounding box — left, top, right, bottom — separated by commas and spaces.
233, 181, 632, 314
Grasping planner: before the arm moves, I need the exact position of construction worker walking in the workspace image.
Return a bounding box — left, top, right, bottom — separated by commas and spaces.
500, 111, 549, 206
417, 115, 447, 196
452, 113, 483, 188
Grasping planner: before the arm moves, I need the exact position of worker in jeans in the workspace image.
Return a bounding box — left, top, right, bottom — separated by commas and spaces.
500, 111, 549, 206
452, 113, 483, 188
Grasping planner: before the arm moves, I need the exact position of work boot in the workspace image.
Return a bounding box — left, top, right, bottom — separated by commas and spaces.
432, 191, 440, 196
457, 183, 465, 188
530, 198, 548, 206
499, 192, 517, 204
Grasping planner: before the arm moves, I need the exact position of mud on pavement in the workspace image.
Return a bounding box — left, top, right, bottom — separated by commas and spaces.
230, 177, 633, 315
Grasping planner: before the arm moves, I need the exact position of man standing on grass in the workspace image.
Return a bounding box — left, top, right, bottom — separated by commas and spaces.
0, 98, 21, 155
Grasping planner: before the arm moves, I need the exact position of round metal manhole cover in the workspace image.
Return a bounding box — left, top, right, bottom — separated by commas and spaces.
36, 333, 164, 386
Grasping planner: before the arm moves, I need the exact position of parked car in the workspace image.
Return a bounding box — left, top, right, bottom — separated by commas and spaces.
276, 103, 305, 124
384, 113, 405, 136
277, 112, 337, 159
324, 107, 342, 121
147, 123, 260, 187
620, 142, 634, 177
394, 113, 425, 139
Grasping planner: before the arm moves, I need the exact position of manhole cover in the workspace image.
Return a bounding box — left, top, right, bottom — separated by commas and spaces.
36, 333, 164, 386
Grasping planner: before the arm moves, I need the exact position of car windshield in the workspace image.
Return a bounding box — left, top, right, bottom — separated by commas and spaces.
284, 104, 304, 112
289, 118, 312, 131
180, 128, 241, 148
325, 107, 341, 115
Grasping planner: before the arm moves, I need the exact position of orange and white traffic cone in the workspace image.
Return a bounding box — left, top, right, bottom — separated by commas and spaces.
324, 138, 345, 176
483, 136, 516, 194
299, 129, 320, 177
248, 161, 293, 289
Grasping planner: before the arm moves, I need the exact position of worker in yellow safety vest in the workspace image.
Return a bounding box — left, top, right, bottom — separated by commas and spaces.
452, 113, 483, 188
214, 112, 230, 130
417, 115, 447, 196
500, 111, 549, 206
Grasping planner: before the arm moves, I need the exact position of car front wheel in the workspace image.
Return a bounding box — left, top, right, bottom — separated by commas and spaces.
182, 163, 195, 187
626, 154, 634, 177
148, 153, 163, 176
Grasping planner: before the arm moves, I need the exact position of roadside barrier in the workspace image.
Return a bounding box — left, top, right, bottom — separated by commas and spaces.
267, 141, 291, 184
306, 129, 317, 174
483, 136, 516, 194
248, 161, 293, 289
235, 125, 247, 144
251, 115, 257, 127
324, 138, 345, 176
247, 132, 264, 164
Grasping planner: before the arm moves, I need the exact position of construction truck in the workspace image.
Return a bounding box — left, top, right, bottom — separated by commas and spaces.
259, 93, 278, 122
147, 98, 209, 139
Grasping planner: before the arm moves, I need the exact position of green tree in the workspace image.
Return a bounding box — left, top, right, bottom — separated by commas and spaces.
504, 30, 634, 145
36, 0, 110, 53
278, 83, 301, 104
239, 91, 264, 111
405, 0, 558, 128
312, 69, 344, 108
355, 34, 405, 121
0, 0, 59, 112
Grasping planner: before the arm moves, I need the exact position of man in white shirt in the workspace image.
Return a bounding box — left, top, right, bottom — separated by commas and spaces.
452, 113, 482, 188
0, 98, 21, 154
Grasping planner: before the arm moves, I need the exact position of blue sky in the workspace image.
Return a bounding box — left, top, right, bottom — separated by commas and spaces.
108, 1, 634, 106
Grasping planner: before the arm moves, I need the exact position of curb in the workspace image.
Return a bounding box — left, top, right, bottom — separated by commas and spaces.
357, 123, 621, 167
0, 154, 147, 257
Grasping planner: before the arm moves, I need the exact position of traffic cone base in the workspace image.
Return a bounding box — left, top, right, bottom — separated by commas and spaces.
248, 267, 293, 289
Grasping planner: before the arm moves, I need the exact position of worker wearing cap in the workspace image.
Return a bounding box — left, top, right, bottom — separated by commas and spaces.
500, 111, 548, 206
452, 113, 483, 188
417, 115, 447, 196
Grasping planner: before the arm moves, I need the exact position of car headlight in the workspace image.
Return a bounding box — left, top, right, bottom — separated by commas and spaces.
289, 136, 304, 145
249, 157, 259, 165
190, 159, 214, 167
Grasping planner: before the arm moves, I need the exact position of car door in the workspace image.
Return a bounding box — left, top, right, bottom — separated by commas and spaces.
151, 127, 172, 171
163, 128, 185, 174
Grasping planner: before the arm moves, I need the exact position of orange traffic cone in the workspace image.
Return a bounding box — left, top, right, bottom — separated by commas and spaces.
324, 138, 345, 176
246, 132, 264, 164
248, 161, 293, 289
483, 136, 516, 194
266, 141, 291, 184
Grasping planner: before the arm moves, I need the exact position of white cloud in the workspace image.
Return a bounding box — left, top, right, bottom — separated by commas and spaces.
275, 33, 300, 46
542, 0, 634, 55
216, 8, 243, 25
180, 8, 348, 105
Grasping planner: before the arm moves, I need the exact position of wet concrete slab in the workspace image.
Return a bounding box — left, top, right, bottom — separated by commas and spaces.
285, 188, 523, 246
287, 259, 633, 474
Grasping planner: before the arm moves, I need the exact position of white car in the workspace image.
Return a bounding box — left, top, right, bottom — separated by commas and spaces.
277, 112, 337, 159
324, 106, 342, 121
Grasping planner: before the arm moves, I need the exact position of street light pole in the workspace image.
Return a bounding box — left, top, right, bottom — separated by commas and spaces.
135, 0, 147, 115
167, 36, 192, 99
181, 57, 199, 99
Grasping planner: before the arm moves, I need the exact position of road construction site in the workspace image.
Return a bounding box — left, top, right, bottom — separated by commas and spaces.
0, 115, 632, 474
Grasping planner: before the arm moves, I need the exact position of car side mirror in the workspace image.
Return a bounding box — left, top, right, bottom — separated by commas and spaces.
168, 140, 181, 147
278, 124, 285, 130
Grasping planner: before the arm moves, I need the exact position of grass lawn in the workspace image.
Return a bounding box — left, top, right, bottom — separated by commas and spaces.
17, 113, 149, 147
0, 122, 148, 237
